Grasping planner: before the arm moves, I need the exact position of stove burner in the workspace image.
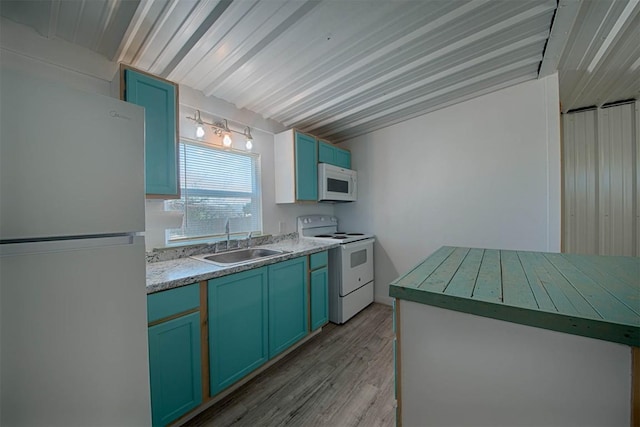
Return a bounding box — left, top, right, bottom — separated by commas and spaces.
333, 236, 349, 239
347, 233, 364, 236
334, 232, 346, 235
315, 234, 334, 238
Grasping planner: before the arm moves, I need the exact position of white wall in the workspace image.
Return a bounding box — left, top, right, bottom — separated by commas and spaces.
0, 31, 334, 251
0, 48, 112, 95
336, 75, 561, 305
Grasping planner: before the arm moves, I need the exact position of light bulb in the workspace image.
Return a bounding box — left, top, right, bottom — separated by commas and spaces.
244, 127, 254, 151
194, 110, 206, 139
223, 133, 232, 147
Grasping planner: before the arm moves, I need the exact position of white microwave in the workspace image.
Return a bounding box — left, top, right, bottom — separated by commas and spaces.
318, 163, 357, 202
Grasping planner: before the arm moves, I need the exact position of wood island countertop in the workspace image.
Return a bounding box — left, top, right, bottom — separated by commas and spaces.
389, 246, 640, 347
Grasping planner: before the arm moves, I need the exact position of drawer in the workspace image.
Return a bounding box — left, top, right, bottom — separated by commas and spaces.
147, 283, 200, 323
310, 251, 328, 270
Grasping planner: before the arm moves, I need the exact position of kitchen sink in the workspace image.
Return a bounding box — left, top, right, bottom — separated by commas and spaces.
192, 248, 289, 266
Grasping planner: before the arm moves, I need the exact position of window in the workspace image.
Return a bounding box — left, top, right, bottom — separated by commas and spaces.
165, 140, 262, 243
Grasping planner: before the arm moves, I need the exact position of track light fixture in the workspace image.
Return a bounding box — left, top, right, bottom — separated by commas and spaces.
186, 110, 256, 151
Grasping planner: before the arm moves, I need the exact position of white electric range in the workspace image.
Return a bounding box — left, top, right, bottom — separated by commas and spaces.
298, 215, 375, 324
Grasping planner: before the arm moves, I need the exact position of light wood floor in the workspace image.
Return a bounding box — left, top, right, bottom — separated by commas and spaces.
186, 303, 395, 427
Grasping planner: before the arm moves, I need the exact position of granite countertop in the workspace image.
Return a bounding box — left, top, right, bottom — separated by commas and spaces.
390, 246, 640, 347
146, 237, 339, 294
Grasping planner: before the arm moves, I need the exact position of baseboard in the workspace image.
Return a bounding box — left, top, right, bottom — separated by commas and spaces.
374, 295, 394, 306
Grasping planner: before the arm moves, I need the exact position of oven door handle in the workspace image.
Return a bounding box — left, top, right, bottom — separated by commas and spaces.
341, 238, 375, 251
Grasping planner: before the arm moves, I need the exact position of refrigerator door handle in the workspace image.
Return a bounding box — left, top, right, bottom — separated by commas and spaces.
0, 235, 144, 257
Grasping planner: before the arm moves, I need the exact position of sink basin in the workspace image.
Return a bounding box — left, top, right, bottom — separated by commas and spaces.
193, 248, 289, 266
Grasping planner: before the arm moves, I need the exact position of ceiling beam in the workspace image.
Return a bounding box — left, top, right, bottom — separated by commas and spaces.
539, 0, 581, 78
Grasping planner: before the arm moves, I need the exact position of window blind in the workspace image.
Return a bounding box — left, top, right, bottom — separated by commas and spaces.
166, 141, 262, 242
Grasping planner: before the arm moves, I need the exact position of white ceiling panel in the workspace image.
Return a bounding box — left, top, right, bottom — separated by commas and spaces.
1, 0, 139, 60
555, 0, 640, 112
1, 0, 638, 141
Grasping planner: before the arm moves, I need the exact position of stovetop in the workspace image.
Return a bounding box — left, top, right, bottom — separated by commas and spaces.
314, 232, 366, 239
309, 232, 374, 244
298, 215, 374, 244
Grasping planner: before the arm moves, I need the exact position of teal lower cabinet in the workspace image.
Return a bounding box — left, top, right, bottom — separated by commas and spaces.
268, 256, 308, 358
148, 312, 202, 427
309, 251, 329, 331
310, 267, 329, 330
208, 267, 269, 396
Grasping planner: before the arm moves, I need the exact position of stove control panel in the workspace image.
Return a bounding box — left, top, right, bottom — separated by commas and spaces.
299, 215, 337, 226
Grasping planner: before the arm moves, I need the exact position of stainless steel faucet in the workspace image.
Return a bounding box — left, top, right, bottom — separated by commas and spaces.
225, 219, 230, 248
245, 231, 253, 248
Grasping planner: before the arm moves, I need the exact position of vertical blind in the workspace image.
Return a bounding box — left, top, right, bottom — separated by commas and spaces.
166, 140, 262, 242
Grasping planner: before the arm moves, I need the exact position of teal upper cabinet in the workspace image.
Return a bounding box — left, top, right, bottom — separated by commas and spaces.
318, 140, 335, 165
147, 284, 202, 427
122, 66, 179, 198
309, 251, 329, 331
208, 267, 269, 396
274, 129, 318, 203
335, 148, 351, 169
318, 140, 351, 169
295, 132, 318, 200
267, 257, 308, 358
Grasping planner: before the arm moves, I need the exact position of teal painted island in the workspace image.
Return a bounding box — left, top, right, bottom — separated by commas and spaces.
390, 246, 639, 427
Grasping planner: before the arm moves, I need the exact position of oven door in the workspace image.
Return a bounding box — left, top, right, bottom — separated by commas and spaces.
340, 239, 374, 296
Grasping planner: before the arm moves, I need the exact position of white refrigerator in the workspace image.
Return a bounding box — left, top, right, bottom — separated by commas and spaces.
0, 69, 152, 425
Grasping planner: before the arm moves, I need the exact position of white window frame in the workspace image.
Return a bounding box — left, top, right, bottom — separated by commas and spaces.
165, 138, 263, 244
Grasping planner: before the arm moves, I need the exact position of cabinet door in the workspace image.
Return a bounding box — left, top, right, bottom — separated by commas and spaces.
335, 147, 351, 169
268, 257, 308, 358
147, 283, 199, 323
310, 266, 329, 330
148, 312, 202, 427
124, 68, 178, 197
294, 132, 318, 201
318, 140, 351, 169
318, 140, 335, 164
209, 268, 268, 396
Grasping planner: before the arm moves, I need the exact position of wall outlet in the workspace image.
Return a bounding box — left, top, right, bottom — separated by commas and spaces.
279, 221, 286, 233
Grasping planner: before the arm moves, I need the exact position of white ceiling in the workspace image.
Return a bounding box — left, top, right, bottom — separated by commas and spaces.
1, 0, 638, 142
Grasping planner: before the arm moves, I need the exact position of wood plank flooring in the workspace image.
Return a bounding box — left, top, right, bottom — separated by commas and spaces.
186, 303, 394, 427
